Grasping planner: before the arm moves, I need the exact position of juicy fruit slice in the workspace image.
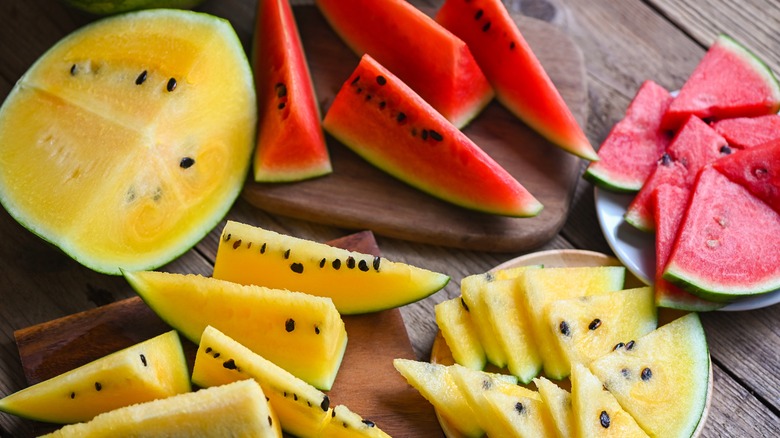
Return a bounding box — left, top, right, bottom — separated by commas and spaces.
252, 0, 331, 182
585, 80, 674, 191
318, 405, 391, 438
661, 34, 780, 131
192, 326, 332, 437
212, 220, 449, 314
570, 363, 648, 437
546, 287, 657, 371
315, 0, 493, 128
449, 364, 556, 438
0, 331, 189, 424
124, 270, 348, 390
521, 266, 626, 379
460, 273, 507, 368
322, 54, 542, 217
589, 313, 711, 438
42, 380, 281, 437
652, 184, 723, 311
435, 0, 597, 161
534, 377, 574, 438
62, 0, 205, 15
713, 139, 780, 214
434, 297, 487, 370
0, 9, 256, 274
664, 166, 780, 300
712, 114, 780, 149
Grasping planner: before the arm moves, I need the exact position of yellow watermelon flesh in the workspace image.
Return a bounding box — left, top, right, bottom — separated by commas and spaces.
0, 9, 256, 274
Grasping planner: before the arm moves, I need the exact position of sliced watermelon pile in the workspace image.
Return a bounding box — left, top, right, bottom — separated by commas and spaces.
587, 34, 780, 308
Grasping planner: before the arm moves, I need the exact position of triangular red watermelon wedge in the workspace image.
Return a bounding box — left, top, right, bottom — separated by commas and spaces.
252, 0, 331, 182
664, 165, 780, 301
661, 35, 780, 131
585, 80, 674, 192
713, 139, 780, 214
322, 54, 542, 217
434, 0, 597, 161
712, 114, 780, 150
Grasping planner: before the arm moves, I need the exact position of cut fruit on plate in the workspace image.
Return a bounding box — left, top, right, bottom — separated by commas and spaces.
594, 187, 780, 311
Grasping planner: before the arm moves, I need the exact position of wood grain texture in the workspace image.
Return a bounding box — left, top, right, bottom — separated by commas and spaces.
240, 6, 588, 253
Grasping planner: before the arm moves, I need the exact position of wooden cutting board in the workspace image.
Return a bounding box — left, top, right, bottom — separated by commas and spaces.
241, 6, 588, 253
14, 231, 443, 437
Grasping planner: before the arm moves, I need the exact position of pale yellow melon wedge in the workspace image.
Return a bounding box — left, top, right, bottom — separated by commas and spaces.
534, 377, 574, 438
435, 297, 487, 370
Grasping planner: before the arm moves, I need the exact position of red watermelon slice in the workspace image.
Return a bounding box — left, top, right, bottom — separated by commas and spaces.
434, 0, 597, 161
315, 0, 494, 128
712, 114, 780, 150
661, 35, 780, 131
252, 0, 331, 182
713, 139, 780, 214
652, 184, 723, 311
664, 166, 780, 301
322, 54, 542, 217
585, 80, 674, 191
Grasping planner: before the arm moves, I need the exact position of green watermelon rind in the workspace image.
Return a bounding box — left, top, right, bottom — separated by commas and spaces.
663, 261, 780, 303
583, 165, 643, 193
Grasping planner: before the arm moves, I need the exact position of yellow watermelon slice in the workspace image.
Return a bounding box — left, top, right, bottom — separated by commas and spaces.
0, 9, 256, 274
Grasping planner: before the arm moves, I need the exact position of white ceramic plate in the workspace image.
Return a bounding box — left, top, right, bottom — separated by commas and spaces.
594, 187, 780, 311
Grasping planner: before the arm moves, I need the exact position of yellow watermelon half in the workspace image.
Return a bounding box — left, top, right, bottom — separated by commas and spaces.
0, 9, 256, 274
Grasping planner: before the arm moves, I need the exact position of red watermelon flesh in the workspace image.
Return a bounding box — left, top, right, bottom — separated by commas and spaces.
664, 165, 780, 300
712, 114, 780, 149
625, 116, 729, 231
322, 54, 542, 217
315, 0, 494, 128
713, 139, 780, 214
585, 80, 674, 192
252, 0, 331, 182
661, 35, 780, 131
652, 184, 723, 311
435, 0, 597, 161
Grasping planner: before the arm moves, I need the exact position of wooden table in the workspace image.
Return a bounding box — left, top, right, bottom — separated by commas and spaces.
1, 0, 778, 436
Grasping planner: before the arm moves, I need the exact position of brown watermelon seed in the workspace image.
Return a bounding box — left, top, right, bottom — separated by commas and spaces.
589, 318, 602, 330
396, 112, 407, 123
180, 157, 195, 169
319, 258, 326, 268
332, 259, 342, 270
641, 367, 652, 381
515, 402, 525, 415
482, 21, 491, 32
373, 256, 381, 271
70, 392, 75, 399
166, 78, 177, 92
223, 359, 237, 370
346, 256, 356, 269
625, 340, 636, 350
321, 396, 330, 411
232, 239, 242, 250
260, 243, 267, 254
247, 242, 252, 249
600, 411, 610, 428
291, 262, 304, 274
285, 318, 295, 332
559, 320, 571, 336
70, 64, 77, 75
613, 342, 625, 351
275, 83, 287, 98
222, 234, 231, 242
213, 352, 220, 358
429, 130, 443, 141
376, 75, 387, 85
351, 75, 360, 85
461, 297, 470, 312
358, 260, 369, 271
135, 70, 147, 85
475, 9, 483, 19
140, 354, 147, 366
284, 249, 291, 259
95, 382, 102, 391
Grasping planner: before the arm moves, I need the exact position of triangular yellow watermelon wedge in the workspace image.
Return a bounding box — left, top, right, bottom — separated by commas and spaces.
435, 0, 597, 161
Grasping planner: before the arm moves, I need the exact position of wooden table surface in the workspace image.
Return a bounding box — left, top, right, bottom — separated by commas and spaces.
1, 0, 779, 437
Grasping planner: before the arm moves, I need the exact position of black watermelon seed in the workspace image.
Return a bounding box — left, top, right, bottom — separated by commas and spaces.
315, 325, 320, 335
373, 256, 381, 271
140, 354, 147, 366
621, 368, 630, 378
484, 272, 495, 282
461, 297, 470, 312
600, 411, 610, 428
481, 379, 492, 390
482, 21, 491, 32
213, 352, 220, 358
293, 394, 298, 401
222, 234, 231, 242
346, 256, 356, 269
260, 243, 267, 254
559, 320, 571, 336
321, 395, 330, 411
589, 318, 602, 330
613, 342, 625, 351
70, 392, 75, 399
284, 249, 291, 259
268, 416, 273, 427
351, 75, 360, 85
275, 82, 287, 98
358, 260, 369, 271
233, 239, 242, 250
475, 9, 483, 19
342, 422, 348, 428
396, 112, 407, 123
429, 130, 443, 141
515, 402, 525, 415
180, 157, 195, 169
365, 94, 372, 101
247, 242, 252, 249
363, 419, 376, 427
223, 359, 237, 370
285, 318, 295, 332
510, 41, 516, 50
379, 101, 386, 110
720, 145, 732, 154
135, 70, 147, 85
205, 347, 212, 353
641, 367, 653, 381
166, 77, 177, 92
291, 262, 304, 274
421, 129, 429, 140
660, 153, 672, 166
625, 340, 636, 350
70, 64, 77, 75
376, 75, 387, 85
319, 258, 326, 268
278, 102, 286, 110
95, 382, 102, 391
332, 259, 342, 270
356, 87, 363, 94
